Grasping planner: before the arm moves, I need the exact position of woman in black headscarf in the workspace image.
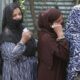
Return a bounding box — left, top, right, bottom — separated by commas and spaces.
37, 8, 69, 80
0, 2, 37, 80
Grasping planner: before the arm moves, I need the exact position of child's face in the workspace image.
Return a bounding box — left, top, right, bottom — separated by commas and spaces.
12, 8, 22, 20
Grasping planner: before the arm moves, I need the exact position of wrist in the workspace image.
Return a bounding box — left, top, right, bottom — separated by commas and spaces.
20, 37, 29, 44
57, 35, 65, 41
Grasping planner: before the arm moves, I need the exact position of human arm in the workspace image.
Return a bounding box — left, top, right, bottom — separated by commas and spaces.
1, 42, 26, 61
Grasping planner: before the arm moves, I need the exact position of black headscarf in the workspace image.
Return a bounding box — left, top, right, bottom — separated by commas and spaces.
1, 2, 23, 44
1, 2, 36, 57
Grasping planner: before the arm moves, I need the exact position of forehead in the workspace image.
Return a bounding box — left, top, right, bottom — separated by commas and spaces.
12, 8, 21, 14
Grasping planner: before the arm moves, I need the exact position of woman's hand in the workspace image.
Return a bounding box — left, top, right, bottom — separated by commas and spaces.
52, 23, 65, 40
20, 30, 32, 44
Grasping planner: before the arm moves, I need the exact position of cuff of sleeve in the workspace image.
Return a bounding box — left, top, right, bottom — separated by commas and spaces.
18, 42, 26, 49
56, 36, 65, 41
18, 42, 24, 45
